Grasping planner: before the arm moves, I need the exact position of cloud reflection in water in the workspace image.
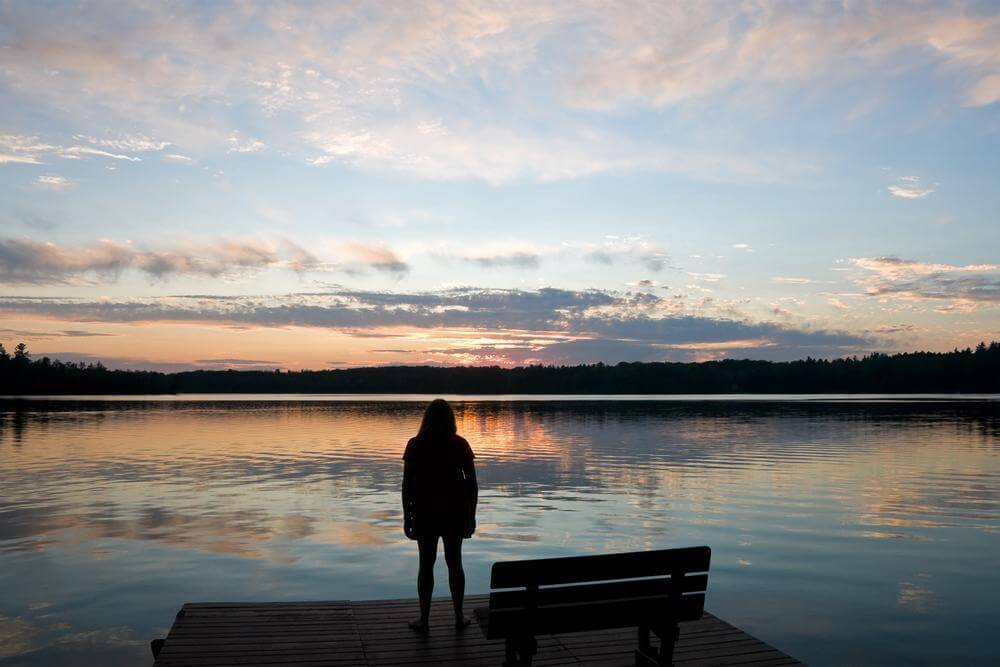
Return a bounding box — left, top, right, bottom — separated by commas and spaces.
0, 398, 997, 666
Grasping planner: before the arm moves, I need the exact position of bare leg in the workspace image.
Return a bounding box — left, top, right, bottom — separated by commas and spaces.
443, 536, 470, 628
410, 535, 437, 631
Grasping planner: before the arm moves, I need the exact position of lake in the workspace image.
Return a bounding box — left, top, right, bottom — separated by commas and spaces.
0, 396, 997, 666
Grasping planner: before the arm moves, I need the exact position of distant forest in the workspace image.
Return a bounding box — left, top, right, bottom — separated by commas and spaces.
1, 341, 999, 395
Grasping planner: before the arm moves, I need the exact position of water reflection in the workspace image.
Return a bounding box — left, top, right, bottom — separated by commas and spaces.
0, 398, 997, 666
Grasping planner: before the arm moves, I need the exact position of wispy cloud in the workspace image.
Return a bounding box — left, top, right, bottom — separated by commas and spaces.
0, 134, 53, 164
194, 358, 281, 366
61, 146, 141, 161
0, 327, 115, 339
688, 272, 726, 283
7, 2, 993, 183
72, 134, 170, 152
35, 175, 71, 190
568, 2, 1000, 110
772, 277, 814, 285
1, 132, 168, 165
0, 154, 42, 164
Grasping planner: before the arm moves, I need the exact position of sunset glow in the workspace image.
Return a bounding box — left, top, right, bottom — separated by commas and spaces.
2, 2, 998, 369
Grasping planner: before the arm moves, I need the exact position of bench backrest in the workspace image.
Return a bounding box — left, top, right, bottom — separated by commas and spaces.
486, 546, 711, 638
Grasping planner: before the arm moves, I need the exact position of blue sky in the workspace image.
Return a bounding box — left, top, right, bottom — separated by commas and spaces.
1, 1, 998, 370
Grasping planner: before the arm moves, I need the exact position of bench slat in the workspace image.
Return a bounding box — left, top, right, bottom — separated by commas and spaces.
490, 546, 711, 588
488, 574, 708, 610
482, 593, 706, 639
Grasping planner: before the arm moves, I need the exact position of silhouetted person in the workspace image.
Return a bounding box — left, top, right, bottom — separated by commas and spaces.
402, 399, 478, 632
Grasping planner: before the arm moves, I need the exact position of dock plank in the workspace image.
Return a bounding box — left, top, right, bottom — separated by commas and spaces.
152, 596, 802, 666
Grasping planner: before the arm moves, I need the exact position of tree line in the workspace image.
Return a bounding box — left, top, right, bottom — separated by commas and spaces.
1, 341, 999, 395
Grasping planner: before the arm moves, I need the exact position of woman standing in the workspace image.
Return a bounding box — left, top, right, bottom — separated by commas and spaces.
402, 399, 478, 632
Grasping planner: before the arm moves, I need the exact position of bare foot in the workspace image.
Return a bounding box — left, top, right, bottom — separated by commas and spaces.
408, 618, 429, 633
455, 616, 472, 630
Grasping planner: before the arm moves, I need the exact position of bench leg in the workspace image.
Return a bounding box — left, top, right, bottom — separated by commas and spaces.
504, 637, 518, 665
634, 622, 679, 666
518, 634, 537, 665
660, 621, 679, 665
503, 634, 537, 666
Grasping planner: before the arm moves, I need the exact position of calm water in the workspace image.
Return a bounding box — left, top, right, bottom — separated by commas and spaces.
1, 396, 998, 666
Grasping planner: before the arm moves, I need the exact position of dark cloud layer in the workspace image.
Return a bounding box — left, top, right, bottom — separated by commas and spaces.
0, 287, 873, 363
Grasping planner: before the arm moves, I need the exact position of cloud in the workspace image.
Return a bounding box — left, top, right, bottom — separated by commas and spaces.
13, 2, 994, 183
0, 286, 873, 363
72, 133, 170, 152
0, 154, 42, 164
875, 323, 916, 334
340, 243, 409, 277
0, 328, 115, 339
60, 146, 141, 161
579, 237, 670, 272
228, 133, 265, 154
0, 237, 308, 284
688, 272, 726, 283
0, 134, 54, 164
0, 0, 993, 228
888, 176, 935, 199
567, 2, 1000, 110
968, 73, 1000, 106
0, 237, 419, 284
466, 251, 541, 269
0, 132, 169, 165
850, 257, 1000, 305
35, 175, 71, 190
194, 358, 281, 367
304, 121, 792, 184
772, 277, 814, 284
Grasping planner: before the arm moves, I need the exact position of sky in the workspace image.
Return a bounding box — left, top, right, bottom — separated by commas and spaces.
1, 0, 998, 371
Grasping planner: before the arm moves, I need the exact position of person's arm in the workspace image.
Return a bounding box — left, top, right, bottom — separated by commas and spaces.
402, 458, 416, 539
462, 458, 478, 511
462, 456, 478, 537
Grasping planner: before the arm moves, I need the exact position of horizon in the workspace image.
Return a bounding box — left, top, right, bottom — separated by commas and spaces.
5, 338, 998, 375
2, 2, 999, 372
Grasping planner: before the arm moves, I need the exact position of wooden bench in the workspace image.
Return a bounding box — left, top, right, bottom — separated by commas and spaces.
474, 546, 711, 666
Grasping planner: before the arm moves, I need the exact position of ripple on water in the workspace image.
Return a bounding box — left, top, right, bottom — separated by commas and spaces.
0, 398, 997, 666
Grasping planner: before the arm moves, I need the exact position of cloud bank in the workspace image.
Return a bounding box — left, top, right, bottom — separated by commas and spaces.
0, 287, 872, 364
851, 257, 1000, 306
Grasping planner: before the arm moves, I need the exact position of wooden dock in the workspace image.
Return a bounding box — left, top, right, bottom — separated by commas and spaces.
151, 595, 802, 666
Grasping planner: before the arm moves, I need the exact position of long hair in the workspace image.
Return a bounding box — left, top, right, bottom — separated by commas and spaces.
418, 398, 457, 438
